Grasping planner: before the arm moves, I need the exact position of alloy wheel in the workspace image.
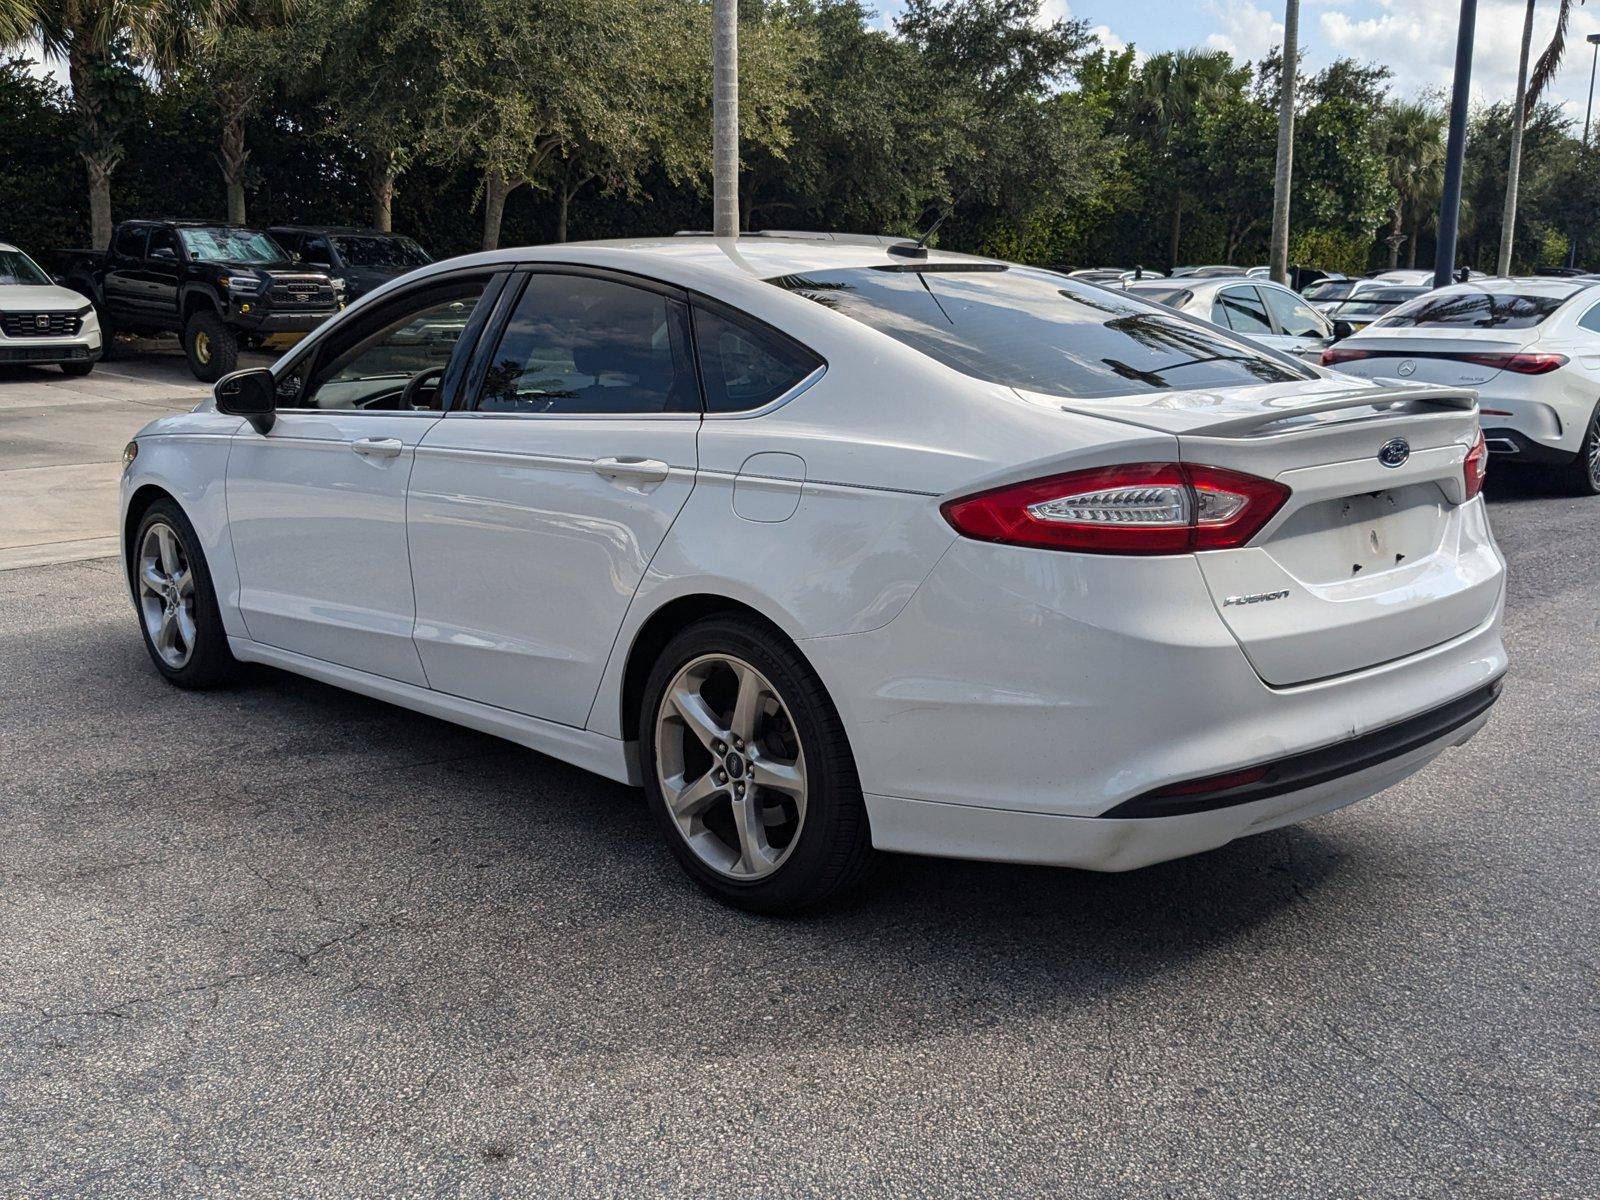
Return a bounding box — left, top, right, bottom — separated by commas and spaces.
653, 653, 808, 880
194, 331, 211, 364
137, 522, 197, 669
1588, 407, 1600, 489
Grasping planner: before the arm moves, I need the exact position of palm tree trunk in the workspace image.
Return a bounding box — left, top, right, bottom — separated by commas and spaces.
220, 112, 248, 225
1387, 206, 1403, 269
67, 42, 117, 250
1408, 212, 1421, 268
1499, 0, 1537, 276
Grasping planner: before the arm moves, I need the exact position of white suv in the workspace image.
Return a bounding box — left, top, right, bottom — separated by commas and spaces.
0, 243, 101, 376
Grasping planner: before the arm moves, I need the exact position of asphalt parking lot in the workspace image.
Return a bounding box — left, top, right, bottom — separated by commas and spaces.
1, 358, 1597, 1197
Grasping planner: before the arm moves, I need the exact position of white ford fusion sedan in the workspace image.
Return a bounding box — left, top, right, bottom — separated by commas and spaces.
120, 235, 1508, 911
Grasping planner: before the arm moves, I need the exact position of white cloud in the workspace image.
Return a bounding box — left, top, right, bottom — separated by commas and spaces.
1319, 0, 1600, 121
1203, 0, 1285, 62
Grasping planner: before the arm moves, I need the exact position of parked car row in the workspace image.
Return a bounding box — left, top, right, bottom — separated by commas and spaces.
0, 220, 431, 381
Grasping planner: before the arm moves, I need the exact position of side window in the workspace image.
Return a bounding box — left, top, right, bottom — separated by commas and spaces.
693, 304, 822, 413
1213, 286, 1273, 335
288, 278, 489, 412
475, 274, 698, 415
301, 236, 333, 267
1579, 303, 1600, 335
274, 232, 302, 258
113, 226, 149, 260
147, 227, 180, 260
1260, 286, 1329, 338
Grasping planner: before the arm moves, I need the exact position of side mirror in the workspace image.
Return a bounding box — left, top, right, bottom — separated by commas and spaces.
1332, 319, 1355, 341
151, 247, 176, 262
215, 368, 276, 435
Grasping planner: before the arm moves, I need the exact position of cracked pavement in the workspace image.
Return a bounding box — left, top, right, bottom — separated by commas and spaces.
0, 471, 1596, 1198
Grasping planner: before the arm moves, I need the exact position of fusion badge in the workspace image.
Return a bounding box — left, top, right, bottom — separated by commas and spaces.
1223, 589, 1290, 607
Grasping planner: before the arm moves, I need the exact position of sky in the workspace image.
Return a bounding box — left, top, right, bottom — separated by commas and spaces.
871, 0, 1600, 127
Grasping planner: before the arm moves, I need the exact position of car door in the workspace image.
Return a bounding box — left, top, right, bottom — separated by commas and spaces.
406, 268, 702, 726
103, 224, 149, 327
145, 225, 183, 321
226, 270, 500, 684
1258, 283, 1335, 362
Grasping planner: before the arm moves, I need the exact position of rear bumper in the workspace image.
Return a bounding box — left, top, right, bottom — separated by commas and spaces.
1482, 426, 1578, 466
864, 692, 1493, 870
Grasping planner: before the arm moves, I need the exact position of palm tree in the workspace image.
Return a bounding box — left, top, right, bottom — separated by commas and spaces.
1380, 101, 1446, 269
1124, 49, 1240, 270
3, 0, 223, 248
1500, 0, 1583, 274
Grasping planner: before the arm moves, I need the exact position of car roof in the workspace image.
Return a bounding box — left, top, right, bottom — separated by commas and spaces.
521, 234, 1003, 282
1428, 277, 1596, 300
0, 242, 20, 253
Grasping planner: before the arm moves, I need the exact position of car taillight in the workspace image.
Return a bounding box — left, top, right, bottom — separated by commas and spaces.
1321, 346, 1371, 366
1464, 431, 1488, 499
1460, 352, 1567, 374
941, 462, 1290, 555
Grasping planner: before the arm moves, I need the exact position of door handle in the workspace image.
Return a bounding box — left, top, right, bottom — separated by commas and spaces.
352, 437, 403, 459
592, 456, 670, 484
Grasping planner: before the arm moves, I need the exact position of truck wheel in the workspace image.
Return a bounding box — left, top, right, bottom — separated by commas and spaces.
184, 311, 238, 383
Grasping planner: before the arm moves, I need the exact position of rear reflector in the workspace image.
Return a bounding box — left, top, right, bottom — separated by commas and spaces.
1464, 430, 1488, 499
941, 462, 1290, 555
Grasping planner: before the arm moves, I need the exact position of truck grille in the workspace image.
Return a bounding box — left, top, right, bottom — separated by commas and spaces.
267, 281, 337, 310
2, 311, 83, 338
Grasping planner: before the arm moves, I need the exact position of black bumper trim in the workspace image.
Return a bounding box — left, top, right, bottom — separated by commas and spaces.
1482, 427, 1576, 467
1104, 678, 1504, 819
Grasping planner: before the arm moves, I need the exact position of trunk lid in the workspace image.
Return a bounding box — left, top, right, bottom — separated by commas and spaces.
1326, 328, 1538, 389
1019, 377, 1503, 686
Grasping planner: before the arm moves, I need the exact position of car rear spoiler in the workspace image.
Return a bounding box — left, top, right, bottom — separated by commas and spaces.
1192, 385, 1478, 438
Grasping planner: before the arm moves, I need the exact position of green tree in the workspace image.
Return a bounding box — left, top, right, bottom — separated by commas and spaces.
1377, 100, 1445, 268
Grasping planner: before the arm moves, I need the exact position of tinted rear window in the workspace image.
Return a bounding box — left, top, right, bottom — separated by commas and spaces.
768, 265, 1307, 400
1303, 280, 1356, 301
1378, 290, 1577, 330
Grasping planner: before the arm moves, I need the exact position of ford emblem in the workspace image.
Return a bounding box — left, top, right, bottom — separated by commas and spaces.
1378, 437, 1410, 468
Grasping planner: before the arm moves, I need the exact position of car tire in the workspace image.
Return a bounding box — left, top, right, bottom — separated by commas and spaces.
183, 310, 238, 383
60, 360, 95, 377
1565, 401, 1600, 496
130, 499, 239, 688
639, 615, 877, 913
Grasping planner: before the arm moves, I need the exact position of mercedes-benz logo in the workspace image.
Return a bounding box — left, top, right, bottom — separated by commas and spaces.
1396, 359, 1416, 377
1378, 437, 1411, 468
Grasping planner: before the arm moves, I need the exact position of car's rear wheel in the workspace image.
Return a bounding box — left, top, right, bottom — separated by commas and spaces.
1567, 401, 1600, 496
640, 616, 876, 913
131, 500, 238, 688
183, 311, 238, 383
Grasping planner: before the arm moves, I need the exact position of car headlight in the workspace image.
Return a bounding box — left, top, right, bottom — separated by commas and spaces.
226, 276, 262, 294
122, 441, 138, 470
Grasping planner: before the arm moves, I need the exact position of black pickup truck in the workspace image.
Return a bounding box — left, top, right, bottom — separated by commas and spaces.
58, 219, 345, 381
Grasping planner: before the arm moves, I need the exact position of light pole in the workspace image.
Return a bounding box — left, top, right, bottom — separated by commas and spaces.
1569, 33, 1600, 268
712, 0, 739, 239
1268, 0, 1300, 285
1584, 33, 1600, 148
1434, 0, 1478, 288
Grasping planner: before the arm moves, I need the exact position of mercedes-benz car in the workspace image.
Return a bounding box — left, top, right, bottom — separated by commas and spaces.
118, 235, 1508, 911
1323, 278, 1600, 494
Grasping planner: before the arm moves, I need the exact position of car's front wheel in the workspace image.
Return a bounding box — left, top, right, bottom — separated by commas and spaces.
183, 311, 238, 383
60, 360, 95, 377
131, 499, 238, 688
640, 616, 876, 913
